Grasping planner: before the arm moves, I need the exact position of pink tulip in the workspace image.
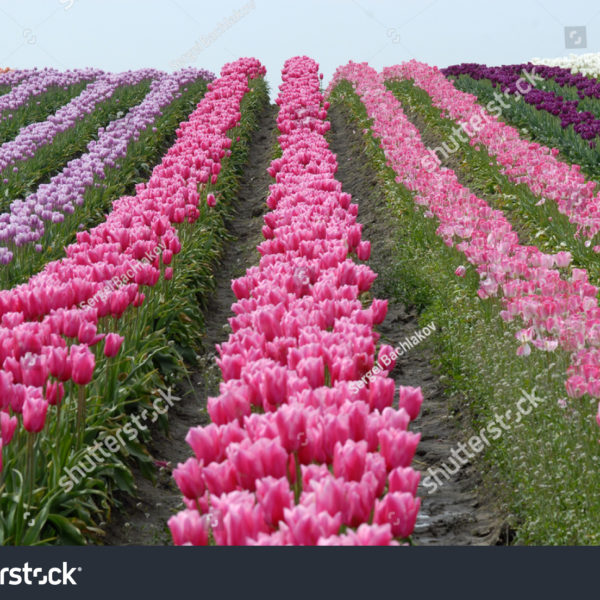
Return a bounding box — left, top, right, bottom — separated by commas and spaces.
10, 384, 26, 413
23, 390, 49, 433
318, 523, 398, 546
212, 498, 267, 546
168, 509, 209, 546
398, 386, 423, 421
70, 345, 95, 386
255, 476, 293, 527
356, 240, 371, 261
207, 388, 250, 425
186, 424, 221, 464
0, 412, 18, 445
378, 429, 421, 470
296, 356, 325, 389
333, 439, 367, 481
78, 321, 104, 346
173, 457, 205, 499
48, 346, 72, 382
342, 479, 377, 527
307, 476, 345, 518
202, 460, 238, 496
20, 353, 48, 388
275, 404, 307, 453
368, 377, 395, 412
206, 193, 216, 207
104, 333, 125, 358
282, 505, 342, 546
167, 57, 424, 545
45, 380, 65, 406
373, 492, 421, 538
388, 466, 420, 496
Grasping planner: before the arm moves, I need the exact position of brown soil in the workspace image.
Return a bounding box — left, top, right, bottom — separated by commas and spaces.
328, 104, 505, 546
102, 102, 278, 545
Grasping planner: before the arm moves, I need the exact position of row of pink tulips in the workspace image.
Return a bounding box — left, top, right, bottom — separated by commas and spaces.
0, 58, 265, 467
382, 61, 600, 242
168, 56, 423, 546
327, 62, 600, 418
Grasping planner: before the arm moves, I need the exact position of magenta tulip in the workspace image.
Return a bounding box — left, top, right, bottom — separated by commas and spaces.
23, 390, 49, 433
70, 345, 95, 385
103, 333, 124, 358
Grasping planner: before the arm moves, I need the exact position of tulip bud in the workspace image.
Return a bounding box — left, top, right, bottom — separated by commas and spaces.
104, 333, 124, 358
398, 386, 423, 421
23, 390, 49, 433
71, 345, 95, 386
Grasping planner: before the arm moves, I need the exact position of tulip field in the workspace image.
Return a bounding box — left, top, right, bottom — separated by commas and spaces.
1, 52, 600, 546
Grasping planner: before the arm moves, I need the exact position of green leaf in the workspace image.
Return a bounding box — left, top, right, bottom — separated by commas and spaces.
47, 514, 86, 545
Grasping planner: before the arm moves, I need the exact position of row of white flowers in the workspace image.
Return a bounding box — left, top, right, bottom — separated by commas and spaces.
531, 52, 600, 78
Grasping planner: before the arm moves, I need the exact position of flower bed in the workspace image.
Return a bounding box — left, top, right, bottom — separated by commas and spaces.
169, 56, 422, 547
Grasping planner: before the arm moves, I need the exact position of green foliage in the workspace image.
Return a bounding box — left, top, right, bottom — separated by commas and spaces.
0, 79, 152, 207
0, 79, 92, 145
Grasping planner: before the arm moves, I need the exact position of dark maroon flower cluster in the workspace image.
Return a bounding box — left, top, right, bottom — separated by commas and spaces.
443, 62, 600, 142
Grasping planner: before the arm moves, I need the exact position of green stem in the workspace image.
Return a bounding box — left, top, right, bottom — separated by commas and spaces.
26, 432, 35, 511
77, 385, 86, 448
294, 451, 302, 504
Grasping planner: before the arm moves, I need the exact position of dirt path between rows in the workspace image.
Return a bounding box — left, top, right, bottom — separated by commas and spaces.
328, 104, 505, 546
103, 102, 278, 545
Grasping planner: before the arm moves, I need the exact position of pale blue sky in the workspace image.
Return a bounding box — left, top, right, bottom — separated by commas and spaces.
1, 0, 599, 94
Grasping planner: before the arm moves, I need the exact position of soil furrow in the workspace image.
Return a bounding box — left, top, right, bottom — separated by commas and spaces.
327, 104, 504, 546
103, 102, 278, 545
